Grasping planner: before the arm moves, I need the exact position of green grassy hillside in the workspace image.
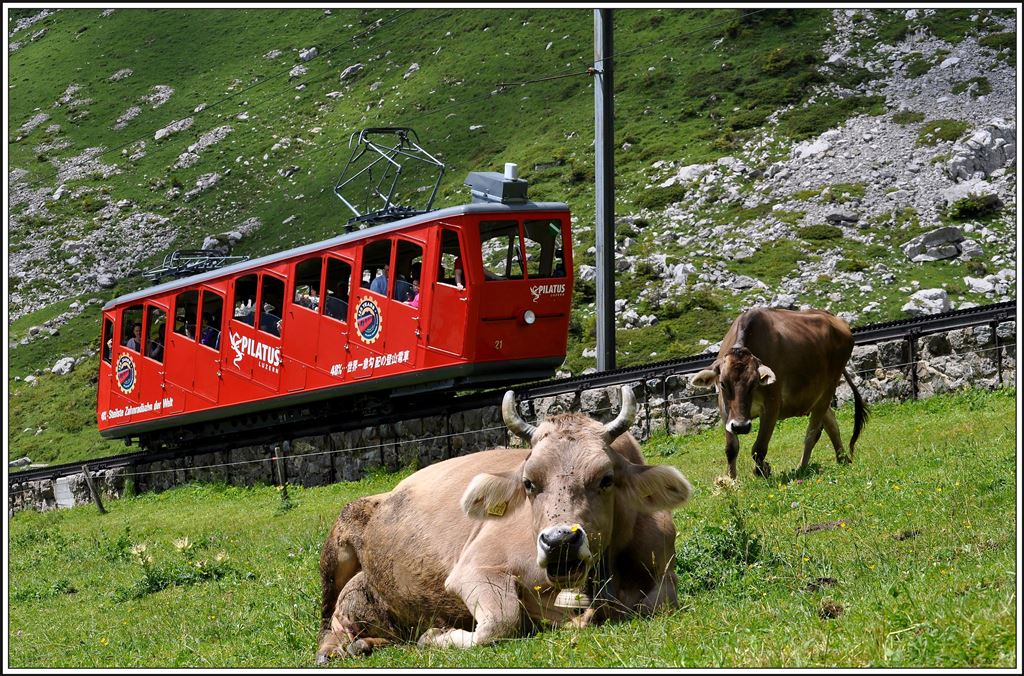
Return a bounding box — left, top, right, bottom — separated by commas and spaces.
6, 7, 1016, 466
7, 388, 1016, 668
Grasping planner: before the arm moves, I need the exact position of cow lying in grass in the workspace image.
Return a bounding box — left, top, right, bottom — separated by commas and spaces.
317, 385, 692, 660
692, 307, 869, 479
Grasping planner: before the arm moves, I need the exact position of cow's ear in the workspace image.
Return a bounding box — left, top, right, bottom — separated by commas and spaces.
691, 364, 719, 389
758, 364, 776, 386
460, 469, 526, 519
620, 462, 692, 514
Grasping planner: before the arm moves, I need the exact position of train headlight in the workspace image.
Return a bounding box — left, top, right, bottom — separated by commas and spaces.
523, 310, 536, 325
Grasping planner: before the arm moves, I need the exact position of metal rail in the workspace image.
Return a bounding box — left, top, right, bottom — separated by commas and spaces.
8, 300, 1016, 487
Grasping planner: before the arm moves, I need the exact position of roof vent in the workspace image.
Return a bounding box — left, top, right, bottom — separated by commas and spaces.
464, 164, 528, 204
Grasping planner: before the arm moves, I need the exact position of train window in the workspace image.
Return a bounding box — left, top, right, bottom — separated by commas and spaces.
174, 290, 199, 340
233, 274, 258, 326
393, 240, 423, 303
438, 229, 465, 288
199, 292, 224, 350
323, 258, 351, 323
294, 258, 322, 312
258, 275, 285, 337
121, 304, 144, 351
145, 306, 167, 363
102, 317, 114, 364
523, 219, 566, 279
361, 240, 392, 297
480, 220, 524, 281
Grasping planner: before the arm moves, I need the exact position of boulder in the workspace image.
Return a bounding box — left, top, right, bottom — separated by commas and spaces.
97, 273, 117, 288
901, 288, 951, 316
964, 276, 994, 294
658, 163, 711, 188
289, 64, 308, 80
901, 226, 965, 262
299, 47, 319, 62
403, 62, 420, 80
946, 120, 1016, 181
52, 357, 75, 375
825, 210, 859, 226
9, 457, 32, 467
340, 63, 364, 81
958, 239, 983, 260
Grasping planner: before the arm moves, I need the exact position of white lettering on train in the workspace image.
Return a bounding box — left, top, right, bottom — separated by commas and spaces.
229, 331, 281, 370
529, 283, 567, 303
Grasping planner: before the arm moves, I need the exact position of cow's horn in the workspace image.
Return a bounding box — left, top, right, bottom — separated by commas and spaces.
603, 385, 637, 442
502, 390, 537, 443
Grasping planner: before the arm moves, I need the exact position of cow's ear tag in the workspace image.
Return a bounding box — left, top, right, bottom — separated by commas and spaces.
487, 502, 507, 517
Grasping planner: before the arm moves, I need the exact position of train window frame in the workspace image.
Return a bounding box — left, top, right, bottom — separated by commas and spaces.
322, 255, 353, 324
361, 240, 393, 299
393, 238, 424, 304
233, 274, 258, 327
523, 219, 567, 280
198, 290, 224, 351
173, 290, 200, 341
258, 273, 286, 338
144, 304, 167, 363
102, 316, 114, 364
437, 228, 466, 289
293, 257, 323, 314
121, 304, 144, 352
479, 219, 525, 282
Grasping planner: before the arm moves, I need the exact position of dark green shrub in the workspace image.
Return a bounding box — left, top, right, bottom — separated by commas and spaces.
951, 77, 992, 98
947, 193, 1002, 221
837, 257, 869, 273
635, 184, 688, 211
905, 54, 933, 78
916, 119, 969, 146
797, 224, 843, 241
777, 96, 885, 142
892, 110, 925, 124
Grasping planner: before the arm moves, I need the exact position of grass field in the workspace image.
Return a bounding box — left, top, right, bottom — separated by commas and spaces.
7, 387, 1017, 668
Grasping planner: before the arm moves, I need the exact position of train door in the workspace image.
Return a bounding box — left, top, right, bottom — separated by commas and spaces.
166, 290, 199, 393
427, 227, 469, 356
284, 256, 323, 391
224, 273, 283, 392
348, 240, 393, 380
383, 238, 426, 369
193, 290, 224, 402
114, 303, 145, 419
97, 314, 115, 425
317, 255, 355, 380
142, 303, 178, 415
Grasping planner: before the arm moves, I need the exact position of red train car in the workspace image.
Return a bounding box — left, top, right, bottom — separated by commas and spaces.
97, 173, 573, 448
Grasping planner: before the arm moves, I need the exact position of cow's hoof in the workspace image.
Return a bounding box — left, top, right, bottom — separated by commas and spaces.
754, 461, 771, 478
837, 454, 852, 465
346, 639, 373, 657
417, 627, 448, 647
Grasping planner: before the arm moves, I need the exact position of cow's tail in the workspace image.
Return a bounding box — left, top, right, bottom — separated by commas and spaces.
319, 495, 381, 640
843, 368, 869, 458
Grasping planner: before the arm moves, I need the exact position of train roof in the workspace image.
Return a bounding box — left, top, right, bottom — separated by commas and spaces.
103, 200, 569, 311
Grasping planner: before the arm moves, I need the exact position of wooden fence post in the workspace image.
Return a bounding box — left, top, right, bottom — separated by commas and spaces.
81, 464, 107, 515
274, 443, 289, 503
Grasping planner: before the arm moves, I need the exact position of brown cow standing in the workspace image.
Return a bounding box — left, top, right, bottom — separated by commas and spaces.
691, 307, 868, 479
316, 386, 692, 660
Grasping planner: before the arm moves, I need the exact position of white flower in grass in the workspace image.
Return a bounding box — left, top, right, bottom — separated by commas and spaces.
172, 536, 192, 552
214, 551, 228, 563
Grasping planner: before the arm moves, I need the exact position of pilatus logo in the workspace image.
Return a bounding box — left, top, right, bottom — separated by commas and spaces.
116, 354, 137, 394
529, 283, 567, 303
356, 297, 382, 344
229, 331, 281, 368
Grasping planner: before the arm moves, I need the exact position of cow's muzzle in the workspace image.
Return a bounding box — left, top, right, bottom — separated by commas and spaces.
726, 418, 752, 435
537, 524, 593, 585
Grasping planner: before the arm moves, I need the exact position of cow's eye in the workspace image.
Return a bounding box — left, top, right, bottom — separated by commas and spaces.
523, 478, 538, 494
599, 474, 614, 490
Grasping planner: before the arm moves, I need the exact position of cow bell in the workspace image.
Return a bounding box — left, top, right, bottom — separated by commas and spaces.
553, 588, 592, 609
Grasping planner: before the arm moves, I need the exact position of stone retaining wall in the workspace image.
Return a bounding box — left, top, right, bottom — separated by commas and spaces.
8, 320, 1015, 515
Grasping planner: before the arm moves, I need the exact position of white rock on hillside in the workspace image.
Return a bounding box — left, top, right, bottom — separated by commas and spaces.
902, 288, 951, 316
299, 47, 319, 62
108, 68, 133, 81
154, 117, 193, 140
140, 84, 174, 108
51, 357, 75, 375
946, 119, 1016, 181
340, 63, 364, 81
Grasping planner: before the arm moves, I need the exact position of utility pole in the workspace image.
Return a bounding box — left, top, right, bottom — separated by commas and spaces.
594, 8, 615, 371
